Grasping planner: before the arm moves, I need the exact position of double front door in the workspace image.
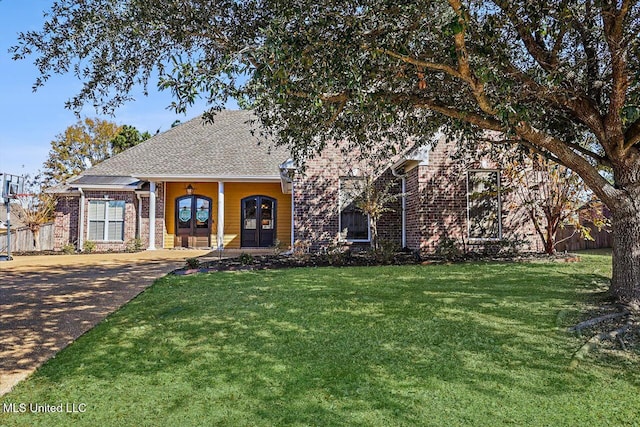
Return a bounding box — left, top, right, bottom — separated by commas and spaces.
241, 196, 276, 247
176, 195, 212, 247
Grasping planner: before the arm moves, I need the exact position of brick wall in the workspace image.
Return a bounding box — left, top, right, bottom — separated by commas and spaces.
400, 137, 538, 255
136, 183, 165, 249
53, 183, 167, 252
416, 140, 468, 253
293, 145, 403, 251
53, 196, 79, 250
374, 168, 403, 247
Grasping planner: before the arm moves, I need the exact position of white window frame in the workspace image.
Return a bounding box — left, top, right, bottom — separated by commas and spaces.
466, 169, 502, 241
338, 177, 371, 243
88, 200, 126, 242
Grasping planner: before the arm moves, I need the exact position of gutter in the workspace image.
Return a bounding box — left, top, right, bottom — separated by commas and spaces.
133, 175, 282, 183
136, 192, 143, 240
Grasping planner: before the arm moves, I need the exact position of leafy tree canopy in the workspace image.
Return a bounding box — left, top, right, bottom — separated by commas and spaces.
111, 125, 152, 154
42, 118, 149, 186
12, 1, 640, 302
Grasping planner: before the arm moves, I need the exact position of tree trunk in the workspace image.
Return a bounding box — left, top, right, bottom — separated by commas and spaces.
32, 227, 40, 251
544, 217, 556, 255
610, 195, 640, 305
370, 218, 378, 250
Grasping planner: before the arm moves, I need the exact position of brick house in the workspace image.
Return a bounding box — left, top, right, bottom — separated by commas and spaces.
51, 110, 538, 254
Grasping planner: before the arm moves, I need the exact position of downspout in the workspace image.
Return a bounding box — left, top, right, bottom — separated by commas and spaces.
136, 192, 143, 239
391, 167, 407, 249
78, 187, 85, 251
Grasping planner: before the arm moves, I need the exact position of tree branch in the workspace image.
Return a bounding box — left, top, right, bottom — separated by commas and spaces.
514, 122, 621, 207
624, 117, 640, 149
494, 0, 559, 72
602, 0, 632, 151
447, 0, 497, 116
502, 62, 607, 143
374, 48, 463, 80
564, 140, 611, 167
405, 96, 503, 131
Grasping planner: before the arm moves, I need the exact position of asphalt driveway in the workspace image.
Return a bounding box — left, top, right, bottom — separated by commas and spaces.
0, 249, 209, 396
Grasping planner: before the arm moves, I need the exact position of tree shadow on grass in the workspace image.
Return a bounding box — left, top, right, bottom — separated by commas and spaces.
5, 263, 634, 426
0, 257, 185, 394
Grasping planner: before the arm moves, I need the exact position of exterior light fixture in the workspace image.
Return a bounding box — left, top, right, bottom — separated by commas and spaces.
186, 184, 194, 195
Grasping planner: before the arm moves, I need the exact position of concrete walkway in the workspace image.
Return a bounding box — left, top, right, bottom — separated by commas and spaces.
0, 249, 209, 396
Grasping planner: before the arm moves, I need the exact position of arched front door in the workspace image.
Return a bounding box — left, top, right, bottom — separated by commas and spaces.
176, 195, 212, 247
241, 195, 276, 247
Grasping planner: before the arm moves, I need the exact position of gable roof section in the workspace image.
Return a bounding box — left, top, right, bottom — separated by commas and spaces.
79, 110, 289, 181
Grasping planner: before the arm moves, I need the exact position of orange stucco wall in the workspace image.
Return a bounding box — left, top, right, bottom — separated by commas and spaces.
163, 181, 291, 249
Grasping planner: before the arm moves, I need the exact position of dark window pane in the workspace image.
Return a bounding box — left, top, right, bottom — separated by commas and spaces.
261, 199, 273, 229
341, 209, 369, 240
339, 177, 370, 240
468, 171, 500, 239
244, 199, 257, 230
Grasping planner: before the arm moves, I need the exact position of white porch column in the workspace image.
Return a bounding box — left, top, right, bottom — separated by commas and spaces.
217, 181, 224, 250
148, 181, 157, 250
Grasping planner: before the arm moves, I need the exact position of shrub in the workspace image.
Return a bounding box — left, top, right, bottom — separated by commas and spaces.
186, 257, 201, 269
272, 239, 287, 255
126, 238, 144, 252
83, 240, 96, 254
326, 245, 351, 266
62, 243, 76, 255
239, 252, 254, 265
293, 240, 311, 255
435, 237, 461, 261
374, 239, 400, 264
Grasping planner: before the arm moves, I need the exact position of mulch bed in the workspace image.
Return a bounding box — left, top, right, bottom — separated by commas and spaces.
172, 250, 581, 275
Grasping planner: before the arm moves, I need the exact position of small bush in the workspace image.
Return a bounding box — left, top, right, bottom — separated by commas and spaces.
186, 257, 201, 269
272, 239, 287, 255
326, 246, 351, 266
435, 237, 461, 261
239, 252, 254, 265
62, 243, 76, 255
374, 240, 400, 264
126, 238, 144, 253
293, 240, 311, 260
83, 240, 96, 254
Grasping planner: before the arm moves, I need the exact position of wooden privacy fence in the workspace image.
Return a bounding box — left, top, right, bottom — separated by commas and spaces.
555, 223, 612, 252
0, 222, 55, 252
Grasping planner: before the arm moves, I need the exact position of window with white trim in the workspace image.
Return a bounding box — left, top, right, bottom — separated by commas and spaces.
339, 177, 370, 241
467, 170, 501, 239
88, 200, 125, 241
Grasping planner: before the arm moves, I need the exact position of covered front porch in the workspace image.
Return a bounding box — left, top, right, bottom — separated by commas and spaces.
160, 180, 292, 250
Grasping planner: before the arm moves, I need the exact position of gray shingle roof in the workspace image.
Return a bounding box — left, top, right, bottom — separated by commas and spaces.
82, 110, 289, 179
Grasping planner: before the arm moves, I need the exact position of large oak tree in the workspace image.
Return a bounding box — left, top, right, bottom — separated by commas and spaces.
13, 1, 640, 303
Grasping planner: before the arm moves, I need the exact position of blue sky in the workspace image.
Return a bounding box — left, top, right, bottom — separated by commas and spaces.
0, 1, 220, 178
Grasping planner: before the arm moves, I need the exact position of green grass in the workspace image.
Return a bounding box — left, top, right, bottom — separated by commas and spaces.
2, 251, 639, 426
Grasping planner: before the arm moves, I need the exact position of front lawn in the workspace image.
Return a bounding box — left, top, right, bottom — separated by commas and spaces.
2, 252, 638, 426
